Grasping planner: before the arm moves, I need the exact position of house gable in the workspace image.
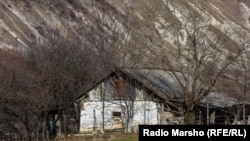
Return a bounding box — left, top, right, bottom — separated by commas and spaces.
86, 70, 159, 101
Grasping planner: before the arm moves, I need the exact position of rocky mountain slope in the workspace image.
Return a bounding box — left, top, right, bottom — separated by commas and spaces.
0, 0, 249, 49
0, 0, 250, 90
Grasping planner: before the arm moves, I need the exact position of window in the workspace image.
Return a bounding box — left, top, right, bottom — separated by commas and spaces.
112, 112, 122, 117
112, 112, 122, 122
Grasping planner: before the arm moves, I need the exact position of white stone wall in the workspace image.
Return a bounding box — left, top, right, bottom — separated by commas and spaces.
79, 101, 159, 133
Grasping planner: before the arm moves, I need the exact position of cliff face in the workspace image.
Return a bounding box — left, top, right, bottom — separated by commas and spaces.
0, 0, 249, 49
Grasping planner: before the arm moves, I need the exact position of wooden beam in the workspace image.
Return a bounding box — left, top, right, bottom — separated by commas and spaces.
243, 103, 245, 125
206, 103, 209, 125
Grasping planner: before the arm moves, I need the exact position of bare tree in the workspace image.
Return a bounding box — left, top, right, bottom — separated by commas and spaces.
111, 74, 136, 133
76, 0, 143, 133
227, 45, 250, 124
157, 3, 248, 124
0, 48, 46, 141
25, 28, 107, 138
131, 0, 248, 124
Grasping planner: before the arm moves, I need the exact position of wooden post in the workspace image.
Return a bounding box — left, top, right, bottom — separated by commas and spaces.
237, 106, 240, 124
206, 103, 209, 125
93, 110, 97, 135
55, 114, 62, 138
198, 110, 202, 125
61, 111, 67, 137
210, 111, 215, 124
225, 116, 229, 125
248, 115, 250, 125
161, 103, 164, 124
144, 102, 146, 124
101, 82, 105, 134
243, 103, 246, 125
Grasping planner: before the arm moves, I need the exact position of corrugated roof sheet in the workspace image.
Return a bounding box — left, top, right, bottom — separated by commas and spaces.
122, 69, 183, 99
121, 68, 248, 108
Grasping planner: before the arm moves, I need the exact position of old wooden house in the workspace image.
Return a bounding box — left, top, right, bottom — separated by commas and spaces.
77, 68, 250, 134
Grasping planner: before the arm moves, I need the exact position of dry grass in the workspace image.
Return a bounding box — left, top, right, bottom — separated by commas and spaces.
55, 133, 138, 141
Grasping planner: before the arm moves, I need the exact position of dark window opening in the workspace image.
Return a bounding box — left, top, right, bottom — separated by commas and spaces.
112, 112, 122, 117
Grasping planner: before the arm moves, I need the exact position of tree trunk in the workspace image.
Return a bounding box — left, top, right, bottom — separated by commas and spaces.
61, 110, 67, 137
184, 110, 196, 124
24, 113, 32, 141
101, 83, 105, 134
93, 110, 97, 135
41, 113, 46, 141
183, 102, 196, 124
75, 103, 81, 132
